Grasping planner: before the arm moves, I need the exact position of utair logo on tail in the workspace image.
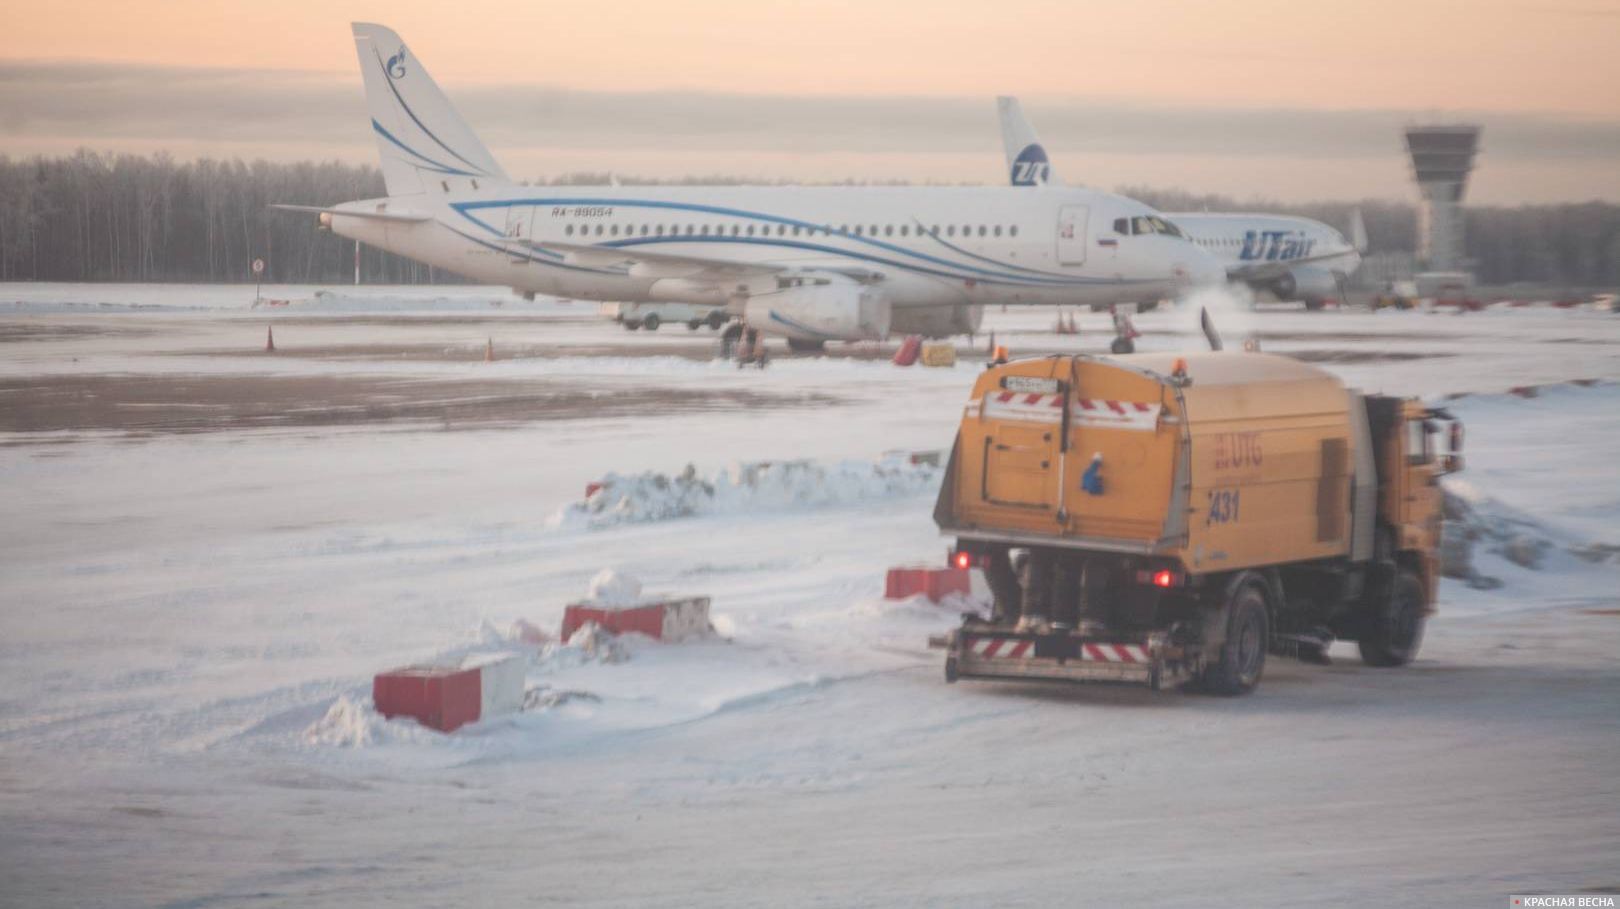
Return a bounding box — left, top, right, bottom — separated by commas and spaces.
1010, 144, 1051, 186
385, 47, 408, 80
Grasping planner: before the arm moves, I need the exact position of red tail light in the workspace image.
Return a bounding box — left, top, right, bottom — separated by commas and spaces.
954, 551, 973, 570
1135, 568, 1184, 588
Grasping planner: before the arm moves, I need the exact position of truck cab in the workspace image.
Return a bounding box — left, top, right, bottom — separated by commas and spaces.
1366, 395, 1456, 609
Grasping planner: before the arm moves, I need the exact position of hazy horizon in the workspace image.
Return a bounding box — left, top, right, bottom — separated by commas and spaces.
3, 0, 1618, 203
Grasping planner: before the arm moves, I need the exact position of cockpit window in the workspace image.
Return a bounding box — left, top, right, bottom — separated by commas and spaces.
1127, 215, 1185, 238
1113, 218, 1128, 235
1151, 216, 1185, 238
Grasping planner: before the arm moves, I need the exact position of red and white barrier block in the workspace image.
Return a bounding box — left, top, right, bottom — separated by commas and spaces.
561, 596, 712, 644
883, 448, 943, 467
373, 652, 526, 733
885, 566, 972, 603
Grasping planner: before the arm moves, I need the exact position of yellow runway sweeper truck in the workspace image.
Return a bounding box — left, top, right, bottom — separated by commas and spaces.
930, 348, 1462, 695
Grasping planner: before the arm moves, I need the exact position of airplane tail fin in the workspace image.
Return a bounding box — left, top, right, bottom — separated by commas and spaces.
1348, 207, 1369, 253
352, 22, 510, 196
996, 96, 1057, 187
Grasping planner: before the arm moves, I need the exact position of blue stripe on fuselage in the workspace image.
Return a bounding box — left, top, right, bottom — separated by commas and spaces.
450, 197, 1150, 288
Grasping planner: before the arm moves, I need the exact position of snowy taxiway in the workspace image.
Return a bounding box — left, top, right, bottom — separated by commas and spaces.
1, 284, 1618, 908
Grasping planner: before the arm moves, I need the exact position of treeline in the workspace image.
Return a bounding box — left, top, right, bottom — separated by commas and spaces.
0, 151, 439, 285
1, 151, 1616, 287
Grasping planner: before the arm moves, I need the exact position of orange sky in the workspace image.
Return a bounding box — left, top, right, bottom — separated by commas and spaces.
4, 0, 1617, 115
3, 0, 1618, 201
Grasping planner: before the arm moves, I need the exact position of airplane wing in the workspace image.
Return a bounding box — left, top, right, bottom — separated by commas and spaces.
269, 203, 432, 223
518, 239, 885, 284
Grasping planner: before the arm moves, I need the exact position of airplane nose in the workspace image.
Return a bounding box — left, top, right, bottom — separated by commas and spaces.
1176, 247, 1226, 289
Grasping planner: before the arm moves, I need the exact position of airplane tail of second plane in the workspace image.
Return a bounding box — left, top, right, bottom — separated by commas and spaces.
996, 96, 1058, 187
352, 22, 510, 196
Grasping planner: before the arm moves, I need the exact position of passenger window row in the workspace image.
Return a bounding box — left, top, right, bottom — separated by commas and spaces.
561, 222, 1021, 240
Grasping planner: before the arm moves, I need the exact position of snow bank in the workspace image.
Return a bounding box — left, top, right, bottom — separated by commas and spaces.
255, 289, 574, 313
302, 626, 637, 748
552, 456, 943, 529
0, 282, 563, 313
586, 569, 643, 605
1441, 477, 1609, 588
303, 694, 440, 748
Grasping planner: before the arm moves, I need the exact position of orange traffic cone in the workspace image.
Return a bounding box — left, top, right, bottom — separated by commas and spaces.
264, 325, 275, 352
484, 337, 495, 362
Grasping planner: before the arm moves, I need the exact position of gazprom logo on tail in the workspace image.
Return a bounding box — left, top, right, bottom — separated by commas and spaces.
385, 47, 408, 80
1011, 144, 1051, 186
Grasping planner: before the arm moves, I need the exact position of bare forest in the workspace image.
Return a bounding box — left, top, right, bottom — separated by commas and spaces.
1, 151, 1616, 289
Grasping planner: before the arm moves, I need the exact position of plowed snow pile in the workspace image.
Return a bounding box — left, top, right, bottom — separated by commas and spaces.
551, 456, 943, 528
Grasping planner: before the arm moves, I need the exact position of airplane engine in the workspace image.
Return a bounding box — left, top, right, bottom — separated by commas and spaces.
1263, 266, 1338, 309
743, 280, 892, 342
887, 303, 984, 338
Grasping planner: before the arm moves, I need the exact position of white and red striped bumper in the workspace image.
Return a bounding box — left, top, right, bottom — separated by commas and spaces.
938, 631, 1193, 690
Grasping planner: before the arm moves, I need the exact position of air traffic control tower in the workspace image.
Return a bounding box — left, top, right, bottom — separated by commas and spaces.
1404, 124, 1481, 272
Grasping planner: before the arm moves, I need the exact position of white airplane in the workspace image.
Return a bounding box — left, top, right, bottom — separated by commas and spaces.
997, 97, 1366, 310
275, 24, 1225, 350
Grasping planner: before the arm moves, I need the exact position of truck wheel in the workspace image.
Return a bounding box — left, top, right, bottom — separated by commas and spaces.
625, 320, 642, 331
707, 311, 727, 330
1358, 570, 1426, 667
1110, 337, 1135, 354
688, 319, 702, 331
643, 313, 661, 331
1200, 581, 1269, 696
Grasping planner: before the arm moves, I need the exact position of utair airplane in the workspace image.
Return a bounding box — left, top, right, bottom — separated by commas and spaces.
997, 97, 1367, 310
274, 24, 1225, 350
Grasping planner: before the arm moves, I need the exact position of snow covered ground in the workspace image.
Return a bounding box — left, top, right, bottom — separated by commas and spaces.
1, 284, 1618, 908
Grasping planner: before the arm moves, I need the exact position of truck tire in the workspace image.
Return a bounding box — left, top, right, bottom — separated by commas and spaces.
688, 319, 702, 331
643, 313, 661, 331
707, 311, 727, 330
624, 320, 642, 331
1200, 580, 1269, 696
1358, 569, 1426, 667
1110, 336, 1135, 354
